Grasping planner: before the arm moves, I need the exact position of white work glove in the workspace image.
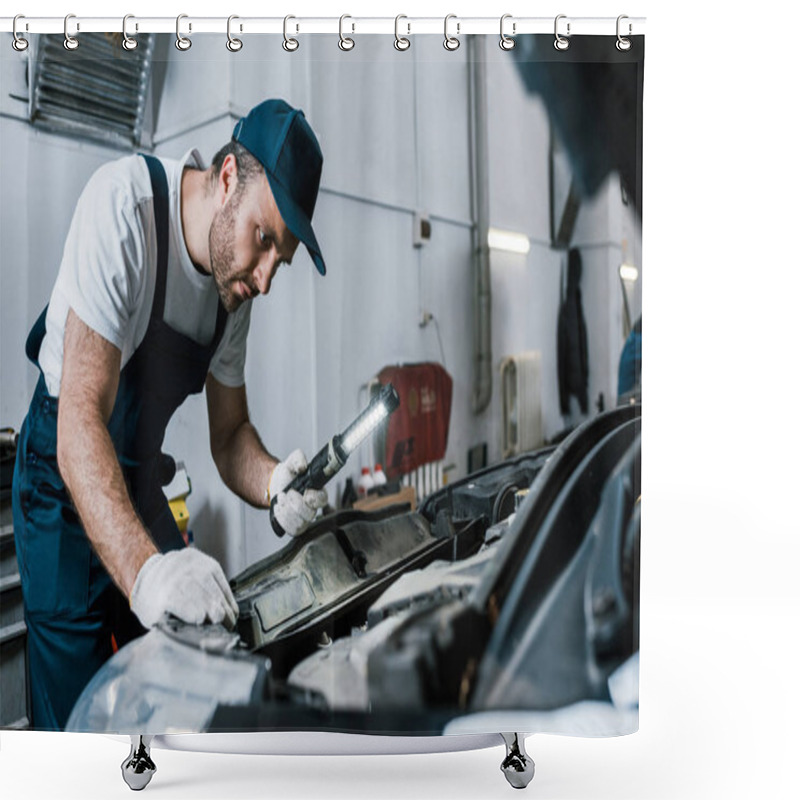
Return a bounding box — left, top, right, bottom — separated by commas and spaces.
130, 548, 239, 630
267, 449, 328, 538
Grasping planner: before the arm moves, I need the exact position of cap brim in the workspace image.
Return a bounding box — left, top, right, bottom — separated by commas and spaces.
267, 172, 326, 276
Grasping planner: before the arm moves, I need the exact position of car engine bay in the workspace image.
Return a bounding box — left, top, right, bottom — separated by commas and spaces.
68, 405, 640, 736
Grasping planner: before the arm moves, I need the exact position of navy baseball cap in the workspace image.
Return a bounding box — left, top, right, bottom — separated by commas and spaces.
233, 99, 326, 276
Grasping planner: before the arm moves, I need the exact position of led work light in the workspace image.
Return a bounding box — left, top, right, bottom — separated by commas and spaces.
270, 383, 400, 536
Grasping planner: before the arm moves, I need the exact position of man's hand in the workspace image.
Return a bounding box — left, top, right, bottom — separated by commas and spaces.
130, 549, 239, 629
267, 449, 327, 537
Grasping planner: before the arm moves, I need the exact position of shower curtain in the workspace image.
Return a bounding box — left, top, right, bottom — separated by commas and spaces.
0, 22, 643, 740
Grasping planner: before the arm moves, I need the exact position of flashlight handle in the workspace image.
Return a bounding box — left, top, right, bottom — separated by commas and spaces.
269, 469, 312, 538
269, 501, 286, 537
296, 443, 337, 492
269, 441, 342, 536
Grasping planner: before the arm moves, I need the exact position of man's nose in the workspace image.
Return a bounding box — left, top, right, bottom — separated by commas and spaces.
253, 256, 275, 295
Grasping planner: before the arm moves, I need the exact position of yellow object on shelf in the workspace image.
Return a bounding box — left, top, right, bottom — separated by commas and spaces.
169, 498, 190, 533
163, 462, 192, 540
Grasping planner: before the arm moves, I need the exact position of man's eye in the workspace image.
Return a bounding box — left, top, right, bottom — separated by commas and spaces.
259, 229, 269, 247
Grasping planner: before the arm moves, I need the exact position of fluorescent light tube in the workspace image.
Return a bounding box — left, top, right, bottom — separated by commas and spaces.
488, 228, 531, 255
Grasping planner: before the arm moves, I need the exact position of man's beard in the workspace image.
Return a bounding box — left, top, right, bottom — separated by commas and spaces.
208, 190, 246, 313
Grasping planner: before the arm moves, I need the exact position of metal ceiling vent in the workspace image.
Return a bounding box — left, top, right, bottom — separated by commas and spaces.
30, 33, 154, 149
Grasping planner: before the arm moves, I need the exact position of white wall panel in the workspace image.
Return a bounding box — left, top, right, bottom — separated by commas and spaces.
414, 35, 472, 222
310, 195, 424, 515
230, 36, 309, 114
486, 50, 551, 243
419, 219, 490, 478
155, 115, 235, 163
306, 35, 418, 210
153, 38, 232, 147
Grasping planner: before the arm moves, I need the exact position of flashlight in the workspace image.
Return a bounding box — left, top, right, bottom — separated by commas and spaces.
270, 383, 400, 536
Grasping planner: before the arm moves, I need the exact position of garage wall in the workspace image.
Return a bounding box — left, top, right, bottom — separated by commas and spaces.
0, 35, 640, 575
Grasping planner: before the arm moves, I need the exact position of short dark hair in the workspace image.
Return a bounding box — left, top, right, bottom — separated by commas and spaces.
209, 139, 263, 190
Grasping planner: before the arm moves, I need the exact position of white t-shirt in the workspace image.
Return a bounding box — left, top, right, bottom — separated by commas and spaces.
38, 150, 250, 397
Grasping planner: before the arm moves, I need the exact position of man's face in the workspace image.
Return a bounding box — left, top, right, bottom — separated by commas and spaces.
208, 170, 300, 313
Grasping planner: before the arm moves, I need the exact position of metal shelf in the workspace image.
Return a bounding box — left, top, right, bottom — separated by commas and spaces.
0, 523, 14, 545
0, 573, 21, 593
0, 620, 26, 645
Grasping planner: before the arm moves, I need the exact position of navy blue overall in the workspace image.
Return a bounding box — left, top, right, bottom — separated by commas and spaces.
11, 156, 228, 730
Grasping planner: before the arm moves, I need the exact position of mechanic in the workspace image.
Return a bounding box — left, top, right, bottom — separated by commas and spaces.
11, 99, 328, 730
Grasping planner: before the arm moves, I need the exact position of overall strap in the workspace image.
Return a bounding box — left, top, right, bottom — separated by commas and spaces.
141, 153, 228, 349
25, 305, 49, 366
211, 297, 228, 351
141, 155, 170, 322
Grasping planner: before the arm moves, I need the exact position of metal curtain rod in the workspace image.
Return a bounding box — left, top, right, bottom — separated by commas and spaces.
1, 15, 646, 36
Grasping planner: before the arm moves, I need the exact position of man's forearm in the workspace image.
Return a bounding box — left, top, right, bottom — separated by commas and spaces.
213, 420, 278, 508
58, 407, 157, 598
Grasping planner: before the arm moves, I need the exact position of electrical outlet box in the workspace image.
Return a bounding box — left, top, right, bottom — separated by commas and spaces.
413, 211, 431, 247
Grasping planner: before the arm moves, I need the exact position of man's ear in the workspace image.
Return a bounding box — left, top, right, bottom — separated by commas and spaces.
217, 153, 239, 204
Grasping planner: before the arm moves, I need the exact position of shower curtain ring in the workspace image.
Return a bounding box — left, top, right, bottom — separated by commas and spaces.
176, 14, 192, 51
12, 15, 29, 51
616, 15, 632, 51
499, 14, 516, 50
122, 15, 138, 51
227, 15, 243, 51
554, 14, 570, 51
283, 15, 299, 51
394, 15, 410, 51
339, 15, 355, 51
444, 14, 460, 51
63, 13, 79, 51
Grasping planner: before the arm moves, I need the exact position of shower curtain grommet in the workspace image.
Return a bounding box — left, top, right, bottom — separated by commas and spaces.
394, 15, 411, 51
616, 15, 632, 51
283, 15, 299, 51
444, 14, 460, 51
338, 15, 355, 51
499, 14, 516, 51
226, 15, 243, 52
554, 14, 571, 51
122, 14, 138, 51
12, 15, 30, 51
63, 13, 79, 51
175, 14, 192, 51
